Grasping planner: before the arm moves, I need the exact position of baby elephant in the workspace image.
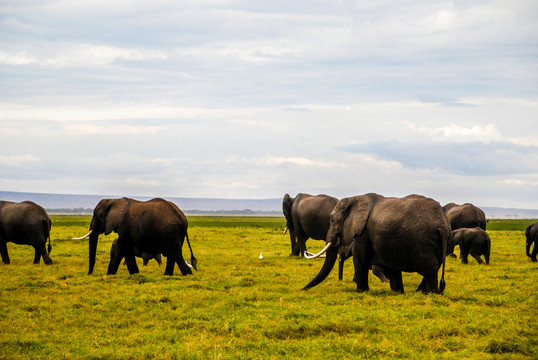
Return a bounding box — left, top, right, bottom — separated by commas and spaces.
450, 227, 491, 264
110, 238, 162, 266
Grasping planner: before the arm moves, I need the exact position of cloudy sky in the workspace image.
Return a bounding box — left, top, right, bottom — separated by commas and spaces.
1, 0, 537, 208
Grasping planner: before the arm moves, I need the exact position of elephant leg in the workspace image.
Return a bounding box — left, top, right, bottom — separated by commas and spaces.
289, 233, 300, 256
142, 254, 150, 266
352, 257, 369, 292
40, 244, 53, 265
372, 265, 389, 283
164, 256, 175, 275
470, 252, 484, 264
296, 236, 308, 257
338, 257, 344, 280
531, 244, 538, 262
416, 267, 439, 294
386, 269, 404, 293
107, 245, 126, 275
124, 255, 139, 275
0, 241, 10, 264
33, 246, 41, 264
33, 243, 52, 265
460, 249, 469, 264
176, 256, 193, 276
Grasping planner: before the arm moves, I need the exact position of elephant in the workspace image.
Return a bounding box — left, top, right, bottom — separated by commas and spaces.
443, 202, 487, 258
282, 193, 338, 257
75, 197, 197, 276
525, 222, 538, 262
303, 193, 450, 294
450, 227, 490, 264
0, 201, 53, 265
443, 203, 487, 230
110, 238, 162, 266
282, 193, 387, 282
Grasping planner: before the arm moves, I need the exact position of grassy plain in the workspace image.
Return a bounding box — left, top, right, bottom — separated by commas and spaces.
0, 216, 537, 359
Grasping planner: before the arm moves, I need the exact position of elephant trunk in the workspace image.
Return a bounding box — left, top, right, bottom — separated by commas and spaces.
302, 244, 338, 290
88, 233, 98, 275
526, 241, 532, 258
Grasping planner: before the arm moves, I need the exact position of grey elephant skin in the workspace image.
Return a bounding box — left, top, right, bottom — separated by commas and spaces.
110, 238, 162, 266
83, 197, 197, 276
0, 200, 53, 265
451, 227, 491, 264
303, 193, 450, 294
525, 222, 538, 262
282, 193, 338, 256
282, 193, 387, 283
443, 203, 487, 230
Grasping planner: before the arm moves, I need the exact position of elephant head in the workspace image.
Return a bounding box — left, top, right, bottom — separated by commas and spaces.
303, 194, 375, 290
75, 198, 131, 274
449, 229, 463, 254
282, 193, 294, 234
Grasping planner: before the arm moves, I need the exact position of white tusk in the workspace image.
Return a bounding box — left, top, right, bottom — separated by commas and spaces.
185, 261, 193, 268
282, 226, 288, 235
73, 230, 93, 240
305, 251, 325, 258
303, 242, 332, 259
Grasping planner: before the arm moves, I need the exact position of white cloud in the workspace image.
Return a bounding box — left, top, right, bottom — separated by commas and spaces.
126, 178, 160, 186
202, 181, 258, 190
0, 155, 40, 166
64, 124, 167, 136
407, 122, 503, 142
0, 0, 537, 208
497, 179, 538, 187
257, 156, 340, 168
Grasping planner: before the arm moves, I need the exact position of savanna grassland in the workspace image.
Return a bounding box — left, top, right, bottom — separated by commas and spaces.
0, 216, 537, 359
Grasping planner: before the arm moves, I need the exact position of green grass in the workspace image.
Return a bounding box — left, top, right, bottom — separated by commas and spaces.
0, 216, 537, 359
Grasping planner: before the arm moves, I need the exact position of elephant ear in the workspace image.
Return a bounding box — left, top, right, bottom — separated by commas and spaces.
346, 194, 375, 240
105, 198, 130, 235
452, 229, 463, 245
282, 194, 294, 220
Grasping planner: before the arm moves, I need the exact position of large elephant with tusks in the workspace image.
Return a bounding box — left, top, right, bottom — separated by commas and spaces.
283, 193, 388, 282
303, 193, 450, 294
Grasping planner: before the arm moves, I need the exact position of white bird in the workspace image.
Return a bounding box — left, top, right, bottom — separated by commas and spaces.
259, 253, 263, 259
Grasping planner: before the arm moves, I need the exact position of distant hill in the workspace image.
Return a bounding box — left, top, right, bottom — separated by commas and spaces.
1, 191, 537, 218
0, 191, 282, 215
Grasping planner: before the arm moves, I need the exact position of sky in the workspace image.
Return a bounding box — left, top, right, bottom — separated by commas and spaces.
1, 0, 537, 209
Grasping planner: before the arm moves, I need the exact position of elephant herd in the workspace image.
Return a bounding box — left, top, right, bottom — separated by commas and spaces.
1, 194, 537, 295
0, 198, 197, 276
282, 192, 535, 293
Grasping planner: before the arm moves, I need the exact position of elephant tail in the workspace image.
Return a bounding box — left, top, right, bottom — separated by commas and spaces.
185, 232, 198, 271
438, 227, 447, 294
45, 218, 52, 254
